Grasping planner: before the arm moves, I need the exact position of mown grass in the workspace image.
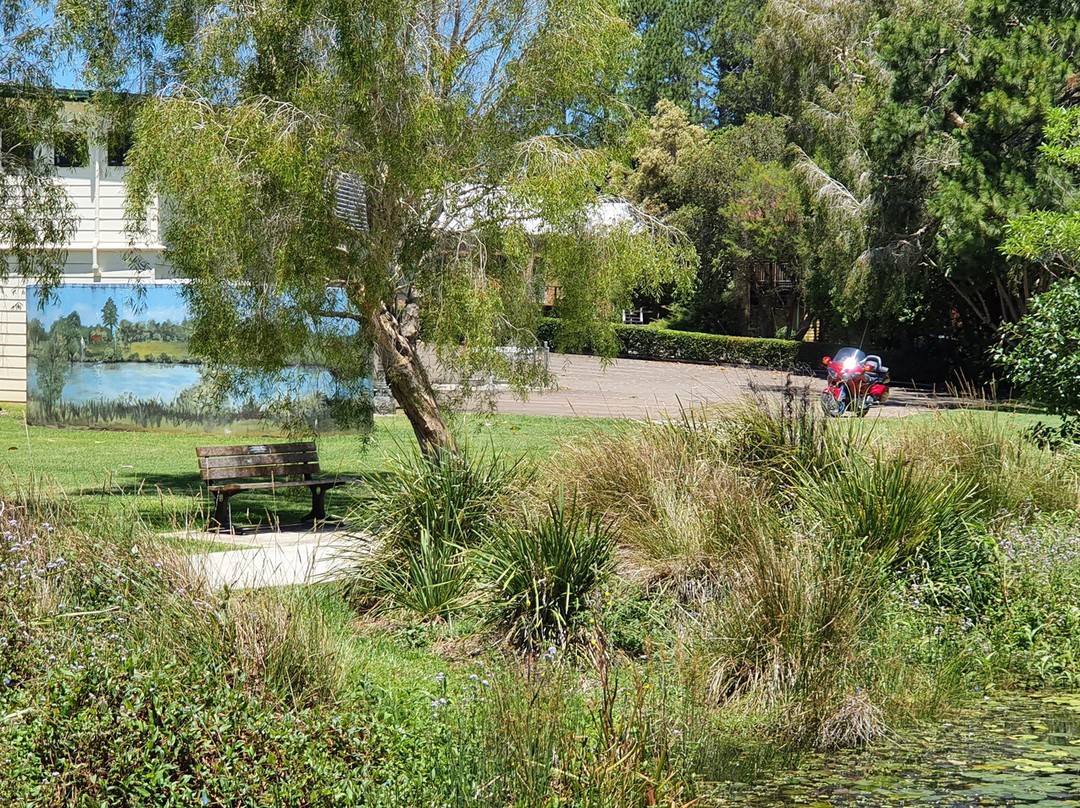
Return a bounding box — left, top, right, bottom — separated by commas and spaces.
0, 405, 621, 534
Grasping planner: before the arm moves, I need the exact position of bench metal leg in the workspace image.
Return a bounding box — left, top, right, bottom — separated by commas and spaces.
209, 492, 233, 532
301, 486, 327, 523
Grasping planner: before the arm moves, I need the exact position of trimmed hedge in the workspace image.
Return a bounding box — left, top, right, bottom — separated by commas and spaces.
536, 318, 819, 370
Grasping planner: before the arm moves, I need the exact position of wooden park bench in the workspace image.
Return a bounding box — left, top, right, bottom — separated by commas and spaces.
195, 441, 351, 532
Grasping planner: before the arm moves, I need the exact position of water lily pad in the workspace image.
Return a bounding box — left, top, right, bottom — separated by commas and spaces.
1013, 758, 1066, 773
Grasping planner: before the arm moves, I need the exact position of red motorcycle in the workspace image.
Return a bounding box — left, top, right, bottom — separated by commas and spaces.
820, 347, 890, 417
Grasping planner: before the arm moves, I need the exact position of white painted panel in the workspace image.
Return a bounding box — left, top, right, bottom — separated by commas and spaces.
0, 278, 27, 403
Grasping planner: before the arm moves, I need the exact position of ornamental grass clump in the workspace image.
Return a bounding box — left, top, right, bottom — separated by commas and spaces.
551, 410, 771, 583
717, 379, 843, 484
344, 446, 523, 618
479, 495, 614, 649
699, 527, 886, 749
898, 411, 1080, 515
798, 452, 983, 573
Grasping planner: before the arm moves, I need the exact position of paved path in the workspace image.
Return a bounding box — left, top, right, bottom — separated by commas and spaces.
187, 353, 952, 592
184, 526, 358, 591
466, 353, 948, 419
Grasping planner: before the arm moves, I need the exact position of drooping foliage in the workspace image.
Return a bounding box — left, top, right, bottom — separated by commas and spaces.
621, 0, 1080, 351
757, 0, 1080, 342
0, 1, 78, 288
112, 0, 694, 451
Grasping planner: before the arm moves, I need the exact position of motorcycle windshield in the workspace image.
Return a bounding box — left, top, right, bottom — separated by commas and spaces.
832, 347, 867, 371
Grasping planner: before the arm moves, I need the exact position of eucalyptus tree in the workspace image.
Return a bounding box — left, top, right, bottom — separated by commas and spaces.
119, 0, 692, 453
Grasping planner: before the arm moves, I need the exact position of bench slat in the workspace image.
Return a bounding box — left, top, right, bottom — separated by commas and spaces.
196, 442, 317, 459
207, 479, 345, 493
200, 463, 323, 482
198, 450, 320, 472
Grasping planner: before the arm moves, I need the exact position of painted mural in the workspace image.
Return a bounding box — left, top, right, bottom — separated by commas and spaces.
26, 283, 371, 434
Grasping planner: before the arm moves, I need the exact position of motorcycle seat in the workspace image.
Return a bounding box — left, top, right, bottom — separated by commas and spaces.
864, 355, 889, 379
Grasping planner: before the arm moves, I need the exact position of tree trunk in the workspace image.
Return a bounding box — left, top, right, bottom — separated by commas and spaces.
370, 300, 454, 456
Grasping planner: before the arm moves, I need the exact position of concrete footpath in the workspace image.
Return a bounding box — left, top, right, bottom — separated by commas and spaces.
184, 526, 359, 591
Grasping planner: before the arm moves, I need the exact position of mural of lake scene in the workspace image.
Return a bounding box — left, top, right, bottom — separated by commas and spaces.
27, 283, 371, 434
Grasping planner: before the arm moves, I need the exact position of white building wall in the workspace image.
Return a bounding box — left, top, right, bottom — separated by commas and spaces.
0, 281, 26, 404
0, 103, 169, 402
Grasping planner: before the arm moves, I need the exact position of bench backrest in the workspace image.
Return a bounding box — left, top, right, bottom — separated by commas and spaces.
196, 442, 321, 483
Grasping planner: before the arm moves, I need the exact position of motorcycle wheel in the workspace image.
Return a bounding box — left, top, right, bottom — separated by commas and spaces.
820, 390, 844, 417
858, 395, 881, 417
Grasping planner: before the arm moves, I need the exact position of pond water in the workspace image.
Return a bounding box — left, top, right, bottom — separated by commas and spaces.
719, 694, 1080, 806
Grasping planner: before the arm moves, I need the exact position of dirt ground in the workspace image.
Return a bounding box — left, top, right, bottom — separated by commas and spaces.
468, 353, 948, 420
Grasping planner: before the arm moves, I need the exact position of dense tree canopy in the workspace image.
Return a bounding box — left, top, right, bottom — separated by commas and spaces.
623, 0, 770, 128
6, 0, 1080, 398
615, 101, 808, 335
997, 106, 1080, 417
618, 0, 1080, 350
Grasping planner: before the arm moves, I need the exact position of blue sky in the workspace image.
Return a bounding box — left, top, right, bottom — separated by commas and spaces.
28, 283, 189, 328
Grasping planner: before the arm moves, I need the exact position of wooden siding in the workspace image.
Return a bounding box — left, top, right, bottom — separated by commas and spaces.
0, 280, 26, 404
0, 104, 172, 400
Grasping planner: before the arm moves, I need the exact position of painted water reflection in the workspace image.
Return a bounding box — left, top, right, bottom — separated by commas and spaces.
28, 358, 338, 404
717, 695, 1080, 806
28, 358, 202, 403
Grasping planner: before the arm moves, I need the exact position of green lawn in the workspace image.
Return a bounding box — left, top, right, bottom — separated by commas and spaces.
0, 400, 1052, 539
0, 405, 623, 535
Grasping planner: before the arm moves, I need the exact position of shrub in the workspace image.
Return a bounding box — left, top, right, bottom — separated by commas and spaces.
0, 497, 369, 804
536, 317, 805, 368
981, 513, 1080, 687
479, 495, 614, 649
363, 660, 690, 807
